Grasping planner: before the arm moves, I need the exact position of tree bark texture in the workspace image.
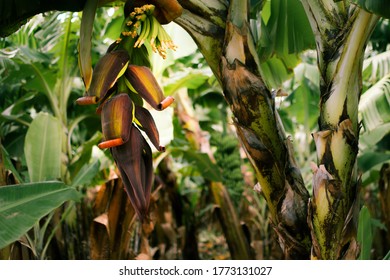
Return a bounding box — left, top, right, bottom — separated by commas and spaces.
301, 0, 379, 259
177, 0, 311, 259
0, 0, 312, 259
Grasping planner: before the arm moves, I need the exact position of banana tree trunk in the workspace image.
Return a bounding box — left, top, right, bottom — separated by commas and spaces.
176, 0, 311, 259
300, 0, 379, 259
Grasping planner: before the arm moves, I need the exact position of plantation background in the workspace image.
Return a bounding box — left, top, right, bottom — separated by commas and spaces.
0, 0, 390, 260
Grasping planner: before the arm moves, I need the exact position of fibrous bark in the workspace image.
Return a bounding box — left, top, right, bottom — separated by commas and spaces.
301, 0, 379, 259
177, 0, 311, 259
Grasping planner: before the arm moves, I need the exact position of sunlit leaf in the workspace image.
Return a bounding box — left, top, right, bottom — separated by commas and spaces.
360, 123, 390, 149
164, 71, 209, 96
24, 112, 62, 182
363, 50, 390, 84
257, 0, 314, 57
0, 181, 81, 249
359, 74, 390, 132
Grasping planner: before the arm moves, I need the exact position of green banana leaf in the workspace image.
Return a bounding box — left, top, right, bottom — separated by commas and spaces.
0, 181, 81, 249
70, 160, 100, 188
357, 206, 373, 260
253, 0, 314, 88
384, 250, 390, 260
163, 71, 209, 96
363, 50, 390, 84
351, 0, 390, 19
359, 73, 390, 134
24, 112, 63, 182
0, 145, 24, 183
257, 0, 314, 56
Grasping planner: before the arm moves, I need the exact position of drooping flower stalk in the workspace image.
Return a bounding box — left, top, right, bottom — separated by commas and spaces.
77, 0, 182, 221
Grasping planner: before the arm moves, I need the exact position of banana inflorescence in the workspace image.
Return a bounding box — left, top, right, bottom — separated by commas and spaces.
76, 0, 182, 221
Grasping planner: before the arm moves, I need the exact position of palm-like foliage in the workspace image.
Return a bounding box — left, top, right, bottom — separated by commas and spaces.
1, 0, 390, 260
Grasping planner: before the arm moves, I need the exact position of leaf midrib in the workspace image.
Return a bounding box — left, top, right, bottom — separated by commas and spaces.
0, 187, 71, 213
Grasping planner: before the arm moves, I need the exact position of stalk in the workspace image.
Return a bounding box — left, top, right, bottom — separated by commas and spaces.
210, 182, 253, 259
177, 0, 311, 258
301, 0, 379, 259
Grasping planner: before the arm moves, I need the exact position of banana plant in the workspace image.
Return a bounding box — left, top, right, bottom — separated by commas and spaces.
2, 0, 390, 260
76, 0, 182, 221
0, 12, 91, 257
176, 0, 312, 259
300, 1, 379, 259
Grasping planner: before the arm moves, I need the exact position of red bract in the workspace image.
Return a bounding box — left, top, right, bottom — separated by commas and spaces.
98, 93, 133, 149
111, 125, 153, 221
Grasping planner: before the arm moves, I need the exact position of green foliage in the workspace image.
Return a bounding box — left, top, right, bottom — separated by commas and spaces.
358, 206, 373, 259
0, 10, 113, 255
351, 0, 390, 19
0, 181, 81, 249
251, 0, 314, 88
170, 147, 222, 183
369, 19, 390, 51
70, 160, 100, 188
359, 74, 390, 133
210, 132, 244, 207
363, 50, 390, 85
24, 113, 63, 182
1, 0, 390, 260
164, 72, 210, 97
358, 73, 390, 187
384, 250, 390, 260
357, 206, 387, 260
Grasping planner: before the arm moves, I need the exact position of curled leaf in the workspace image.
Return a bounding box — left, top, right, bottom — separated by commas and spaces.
78, 0, 98, 91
